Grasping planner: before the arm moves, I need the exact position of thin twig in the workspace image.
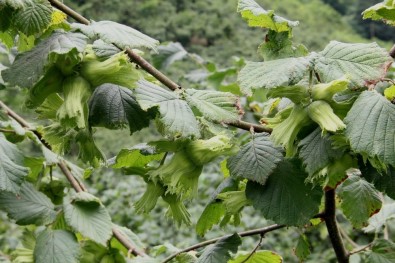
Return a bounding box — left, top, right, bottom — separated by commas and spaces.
349, 243, 372, 255
47, 0, 269, 134
338, 225, 358, 249
0, 100, 145, 257
161, 224, 286, 263
112, 228, 146, 257
240, 234, 264, 263
0, 128, 15, 133
323, 189, 349, 263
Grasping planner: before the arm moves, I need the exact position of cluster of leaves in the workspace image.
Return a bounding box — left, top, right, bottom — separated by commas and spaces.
1, 0, 395, 262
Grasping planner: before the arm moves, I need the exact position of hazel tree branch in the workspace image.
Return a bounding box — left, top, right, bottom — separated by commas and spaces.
323, 189, 349, 263
0, 100, 146, 258
47, 0, 270, 134
161, 224, 286, 263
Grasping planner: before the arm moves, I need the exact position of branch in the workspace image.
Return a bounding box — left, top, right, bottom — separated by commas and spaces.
47, 0, 269, 134
349, 243, 372, 255
323, 189, 349, 263
161, 224, 286, 263
390, 43, 395, 58
0, 100, 146, 257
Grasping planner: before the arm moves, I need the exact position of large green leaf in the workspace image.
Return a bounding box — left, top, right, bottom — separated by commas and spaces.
34, 229, 80, 263
12, 1, 52, 36
196, 233, 241, 263
135, 80, 200, 138
88, 84, 152, 134
298, 128, 339, 176
72, 21, 159, 51
63, 192, 112, 245
227, 133, 283, 185
237, 0, 299, 32
363, 0, 395, 25
365, 239, 395, 263
185, 89, 242, 122
294, 235, 311, 262
246, 159, 322, 226
238, 57, 311, 96
338, 175, 382, 228
196, 202, 226, 237
0, 134, 29, 193
229, 250, 283, 263
345, 91, 395, 168
152, 42, 188, 69
0, 182, 56, 225
2, 31, 87, 88
314, 41, 392, 86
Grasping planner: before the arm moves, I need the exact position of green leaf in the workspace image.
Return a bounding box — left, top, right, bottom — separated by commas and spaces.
92, 39, 119, 59
363, 204, 395, 233
109, 143, 164, 175
3, 0, 33, 9
314, 41, 392, 86
365, 239, 395, 263
294, 235, 310, 261
217, 191, 251, 217
0, 133, 29, 193
298, 128, 339, 176
196, 233, 241, 263
229, 250, 283, 263
72, 21, 159, 51
12, 1, 52, 36
259, 30, 308, 61
360, 160, 395, 200
135, 80, 200, 138
79, 240, 107, 263
89, 83, 152, 133
363, 0, 395, 25
338, 175, 382, 228
0, 182, 56, 225
26, 66, 64, 109
227, 133, 283, 185
185, 89, 242, 122
237, 0, 299, 32
345, 91, 395, 169
238, 58, 311, 96
34, 229, 80, 263
0, 6, 14, 31
63, 192, 112, 245
196, 202, 226, 237
2, 31, 87, 88
152, 42, 188, 69
246, 159, 322, 226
